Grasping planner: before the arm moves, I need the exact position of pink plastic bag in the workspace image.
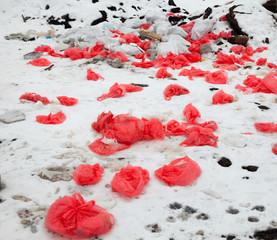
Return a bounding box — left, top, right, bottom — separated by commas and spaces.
89, 138, 130, 155
36, 111, 66, 124
156, 67, 173, 79
27, 58, 52, 67
164, 84, 190, 100
57, 96, 78, 106
205, 70, 228, 84
45, 193, 115, 239
111, 164, 150, 197
155, 156, 201, 186
73, 164, 104, 185
183, 103, 201, 124
254, 122, 277, 133
179, 67, 209, 80
87, 69, 104, 81
19, 92, 50, 105
212, 90, 234, 104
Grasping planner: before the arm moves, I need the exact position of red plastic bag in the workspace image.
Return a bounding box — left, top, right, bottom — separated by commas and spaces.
205, 70, 228, 84
254, 122, 277, 133
142, 118, 165, 140
240, 53, 255, 62
188, 41, 200, 53
218, 31, 232, 38
212, 90, 234, 104
107, 51, 128, 63
97, 83, 126, 101
183, 53, 201, 63
19, 92, 50, 105
35, 45, 51, 52
180, 126, 218, 147
45, 193, 115, 239
132, 60, 155, 68
104, 114, 144, 144
256, 58, 267, 66
183, 103, 201, 124
179, 66, 209, 80
120, 84, 143, 93
87, 69, 104, 81
27, 58, 52, 67
196, 121, 218, 131
91, 111, 114, 134
165, 120, 188, 136
48, 49, 65, 58
64, 47, 84, 60
73, 164, 104, 185
230, 45, 244, 54
212, 63, 239, 71
268, 62, 277, 70
254, 46, 268, 53
262, 72, 277, 94
111, 164, 149, 197
155, 156, 201, 186
89, 138, 130, 155
156, 67, 173, 79
135, 52, 149, 59
36, 111, 66, 124
139, 23, 152, 30
221, 15, 227, 21
164, 84, 190, 100
179, 21, 195, 32
57, 96, 78, 106
155, 52, 190, 69
91, 42, 105, 53
214, 52, 243, 65
119, 33, 141, 44
273, 143, 277, 155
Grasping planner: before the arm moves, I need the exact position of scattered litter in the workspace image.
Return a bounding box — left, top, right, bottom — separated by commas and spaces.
38, 166, 74, 182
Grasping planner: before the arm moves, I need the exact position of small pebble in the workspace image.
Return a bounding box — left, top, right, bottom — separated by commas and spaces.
169, 202, 182, 210
248, 216, 259, 222
196, 213, 209, 220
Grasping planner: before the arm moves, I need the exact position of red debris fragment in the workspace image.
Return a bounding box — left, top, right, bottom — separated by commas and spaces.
165, 120, 188, 136
89, 138, 130, 155
183, 103, 201, 124
230, 45, 244, 54
272, 143, 277, 155
139, 23, 152, 30
35, 45, 52, 52
155, 156, 201, 186
86, 69, 104, 81
205, 70, 228, 84
19, 92, 50, 105
27, 58, 52, 67
212, 90, 234, 104
119, 33, 141, 44
155, 52, 190, 69
111, 164, 150, 197
156, 67, 173, 79
254, 122, 277, 133
256, 58, 267, 66
179, 66, 209, 80
57, 96, 78, 106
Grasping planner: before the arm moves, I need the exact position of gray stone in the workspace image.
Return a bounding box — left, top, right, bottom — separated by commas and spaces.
24, 51, 43, 60
200, 44, 212, 55
4, 33, 35, 42
0, 111, 25, 124
106, 58, 123, 68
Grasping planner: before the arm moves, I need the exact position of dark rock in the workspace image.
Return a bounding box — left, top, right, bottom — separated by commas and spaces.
242, 176, 249, 179
226, 207, 239, 215
258, 105, 270, 110
120, 17, 127, 23
242, 166, 258, 172
5, 33, 35, 42
47, 14, 76, 29
44, 64, 54, 71
210, 87, 219, 91
225, 5, 248, 36
107, 6, 117, 11
263, 0, 277, 13
45, 4, 50, 10
188, 13, 203, 21
184, 206, 197, 214
131, 83, 149, 87
91, 10, 107, 25
248, 216, 259, 222
254, 228, 277, 240
132, 5, 138, 11
252, 205, 265, 212
226, 235, 236, 240
0, 175, 5, 191
264, 37, 270, 44
22, 15, 31, 22
139, 15, 145, 19
145, 224, 161, 233
168, 0, 177, 6
171, 7, 181, 13
169, 202, 182, 210
228, 35, 249, 45
218, 157, 232, 167
203, 7, 212, 19
106, 58, 123, 68
196, 213, 209, 220
92, 0, 99, 3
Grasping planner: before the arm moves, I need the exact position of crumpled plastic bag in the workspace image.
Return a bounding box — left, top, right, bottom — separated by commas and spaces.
139, 23, 152, 30
183, 52, 201, 63
183, 103, 201, 124
111, 164, 150, 197
119, 33, 141, 44
64, 47, 84, 60
262, 72, 277, 94
57, 96, 78, 106
35, 45, 52, 52
107, 51, 128, 62
89, 138, 130, 155
154, 156, 201, 186
87, 69, 104, 81
27, 58, 52, 67
242, 45, 254, 56
273, 143, 277, 155
155, 52, 190, 69
142, 118, 165, 140
45, 193, 115, 239
254, 122, 277, 133
205, 70, 228, 84
212, 90, 234, 104
73, 164, 104, 185
131, 59, 155, 68
164, 84, 190, 100
156, 67, 172, 79
19, 92, 50, 105
179, 126, 218, 147
214, 52, 244, 65
91, 111, 114, 134
165, 120, 188, 136
157, 35, 189, 56
191, 18, 215, 41
179, 66, 209, 80
97, 83, 143, 101
230, 45, 244, 54
36, 111, 66, 124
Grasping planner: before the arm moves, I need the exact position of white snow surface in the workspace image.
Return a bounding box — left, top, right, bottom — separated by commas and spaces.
0, 0, 277, 240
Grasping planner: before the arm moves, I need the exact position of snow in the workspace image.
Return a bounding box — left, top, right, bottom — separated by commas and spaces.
1, 0, 277, 240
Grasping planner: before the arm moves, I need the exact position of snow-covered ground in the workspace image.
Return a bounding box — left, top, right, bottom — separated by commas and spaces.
0, 0, 277, 240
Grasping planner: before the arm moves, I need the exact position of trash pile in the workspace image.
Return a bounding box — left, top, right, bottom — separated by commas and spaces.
2, 0, 277, 239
